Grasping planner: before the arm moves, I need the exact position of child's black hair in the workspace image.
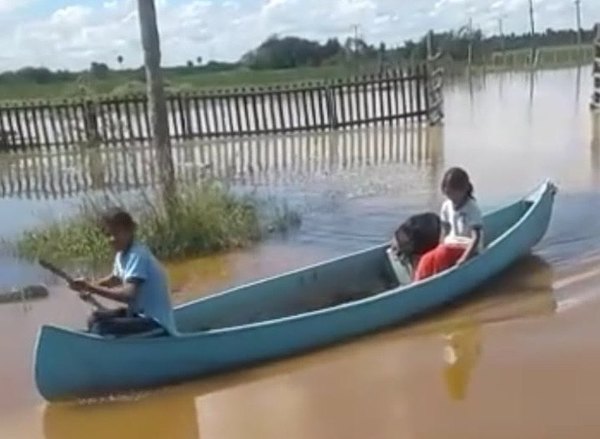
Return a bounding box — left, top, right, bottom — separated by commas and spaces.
441, 167, 474, 199
101, 207, 136, 231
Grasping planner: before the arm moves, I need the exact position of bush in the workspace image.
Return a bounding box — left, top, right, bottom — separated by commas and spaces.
15, 182, 301, 266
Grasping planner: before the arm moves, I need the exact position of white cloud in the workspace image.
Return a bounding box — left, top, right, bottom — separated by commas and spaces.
0, 0, 597, 71
0, 0, 30, 12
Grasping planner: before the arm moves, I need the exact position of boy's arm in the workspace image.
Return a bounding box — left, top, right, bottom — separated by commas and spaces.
91, 251, 147, 303
84, 280, 140, 303
96, 274, 121, 288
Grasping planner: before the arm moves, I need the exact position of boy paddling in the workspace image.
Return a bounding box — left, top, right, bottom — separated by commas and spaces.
69, 208, 176, 336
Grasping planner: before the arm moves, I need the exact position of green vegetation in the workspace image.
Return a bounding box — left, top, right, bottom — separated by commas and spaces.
0, 27, 595, 101
14, 182, 301, 266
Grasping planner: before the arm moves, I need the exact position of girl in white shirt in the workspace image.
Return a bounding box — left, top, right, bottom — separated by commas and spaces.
414, 168, 483, 281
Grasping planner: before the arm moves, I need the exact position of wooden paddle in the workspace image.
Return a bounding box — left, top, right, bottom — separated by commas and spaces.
38, 259, 104, 309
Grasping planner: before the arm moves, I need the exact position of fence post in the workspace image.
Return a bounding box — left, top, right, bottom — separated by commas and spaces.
83, 99, 100, 146
426, 31, 444, 126
324, 83, 338, 130
592, 23, 600, 110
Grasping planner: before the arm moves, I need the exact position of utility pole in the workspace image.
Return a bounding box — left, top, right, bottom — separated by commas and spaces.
575, 0, 582, 45
575, 0, 583, 59
528, 0, 537, 67
352, 24, 360, 74
467, 17, 473, 68
498, 17, 505, 52
352, 24, 360, 54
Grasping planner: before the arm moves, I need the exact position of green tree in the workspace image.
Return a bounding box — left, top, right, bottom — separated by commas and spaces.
90, 62, 110, 79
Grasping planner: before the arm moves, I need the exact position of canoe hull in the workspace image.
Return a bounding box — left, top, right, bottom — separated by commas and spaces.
34, 181, 556, 401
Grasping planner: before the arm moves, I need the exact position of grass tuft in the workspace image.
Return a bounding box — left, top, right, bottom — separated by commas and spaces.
15, 182, 301, 266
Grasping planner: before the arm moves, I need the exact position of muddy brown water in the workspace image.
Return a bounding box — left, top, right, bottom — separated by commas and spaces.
1, 67, 600, 438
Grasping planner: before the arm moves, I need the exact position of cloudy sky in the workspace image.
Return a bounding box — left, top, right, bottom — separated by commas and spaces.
0, 0, 597, 71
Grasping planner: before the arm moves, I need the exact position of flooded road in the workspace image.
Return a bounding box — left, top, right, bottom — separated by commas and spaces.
1, 67, 600, 438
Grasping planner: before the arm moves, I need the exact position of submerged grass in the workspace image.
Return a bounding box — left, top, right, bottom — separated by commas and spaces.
15, 182, 301, 266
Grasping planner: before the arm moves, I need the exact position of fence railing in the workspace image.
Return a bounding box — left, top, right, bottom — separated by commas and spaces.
0, 65, 442, 151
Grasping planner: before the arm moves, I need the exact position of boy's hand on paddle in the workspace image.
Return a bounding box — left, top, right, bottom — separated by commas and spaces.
78, 291, 94, 303
69, 278, 91, 293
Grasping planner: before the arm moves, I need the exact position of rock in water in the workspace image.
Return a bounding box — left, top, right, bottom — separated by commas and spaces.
0, 284, 49, 304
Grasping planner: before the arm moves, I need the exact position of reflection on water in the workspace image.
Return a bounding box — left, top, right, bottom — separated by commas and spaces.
0, 124, 438, 200
442, 321, 481, 401
43, 393, 200, 439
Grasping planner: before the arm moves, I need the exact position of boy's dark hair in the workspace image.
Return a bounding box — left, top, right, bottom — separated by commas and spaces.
101, 207, 136, 230
441, 167, 474, 199
395, 212, 441, 257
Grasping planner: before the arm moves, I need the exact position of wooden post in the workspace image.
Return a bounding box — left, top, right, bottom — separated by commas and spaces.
350, 76, 359, 125
267, 86, 277, 133
300, 84, 310, 129
293, 85, 302, 132
242, 88, 251, 134
258, 87, 268, 134
385, 70, 394, 123
38, 103, 51, 150
224, 90, 234, 136
377, 73, 386, 124
137, 0, 175, 192
337, 79, 347, 127
192, 93, 203, 138
83, 99, 99, 145
207, 93, 218, 138
284, 84, 296, 131
133, 95, 145, 141
275, 86, 285, 133
250, 87, 260, 134
392, 69, 401, 122
592, 24, 600, 111
324, 84, 338, 130
317, 83, 327, 129
123, 96, 135, 141
199, 93, 211, 138
4, 104, 17, 149
233, 88, 243, 135
361, 74, 369, 126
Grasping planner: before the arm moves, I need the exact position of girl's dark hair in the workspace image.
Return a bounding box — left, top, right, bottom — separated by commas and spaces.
101, 207, 136, 230
441, 167, 474, 199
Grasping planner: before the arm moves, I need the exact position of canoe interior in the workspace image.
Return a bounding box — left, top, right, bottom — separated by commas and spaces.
175, 200, 534, 334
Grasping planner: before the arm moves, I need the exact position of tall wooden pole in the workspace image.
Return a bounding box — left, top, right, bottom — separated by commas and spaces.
528, 0, 537, 67
137, 0, 175, 193
575, 0, 582, 46
592, 24, 600, 110
575, 0, 583, 61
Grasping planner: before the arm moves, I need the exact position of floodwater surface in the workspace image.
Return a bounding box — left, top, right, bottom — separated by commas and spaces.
1, 67, 600, 438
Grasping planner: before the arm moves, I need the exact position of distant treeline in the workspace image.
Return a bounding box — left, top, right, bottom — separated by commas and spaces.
0, 27, 595, 85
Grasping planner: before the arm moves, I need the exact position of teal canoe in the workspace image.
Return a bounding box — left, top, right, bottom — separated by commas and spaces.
34, 181, 556, 401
